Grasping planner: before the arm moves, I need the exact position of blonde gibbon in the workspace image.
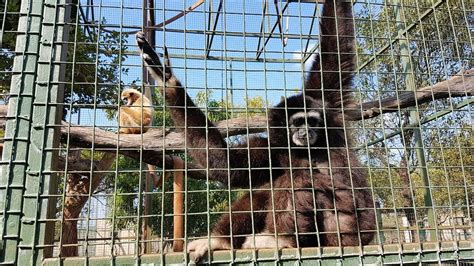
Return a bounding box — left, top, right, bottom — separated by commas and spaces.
119, 88, 163, 187
119, 88, 153, 134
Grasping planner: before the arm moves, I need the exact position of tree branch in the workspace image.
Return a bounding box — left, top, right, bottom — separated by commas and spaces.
0, 70, 471, 169
57, 118, 266, 172
345, 69, 473, 120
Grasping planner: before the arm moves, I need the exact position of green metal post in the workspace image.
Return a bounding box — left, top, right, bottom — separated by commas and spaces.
394, 0, 435, 242
375, 201, 385, 244
0, 0, 45, 263
0, 0, 69, 264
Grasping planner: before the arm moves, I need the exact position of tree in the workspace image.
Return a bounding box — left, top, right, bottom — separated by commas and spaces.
64, 24, 130, 116
355, 0, 472, 242
424, 126, 473, 220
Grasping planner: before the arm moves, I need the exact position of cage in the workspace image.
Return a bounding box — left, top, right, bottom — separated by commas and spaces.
0, 0, 473, 264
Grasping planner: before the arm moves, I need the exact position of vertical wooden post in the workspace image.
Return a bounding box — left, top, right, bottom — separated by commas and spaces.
172, 156, 184, 252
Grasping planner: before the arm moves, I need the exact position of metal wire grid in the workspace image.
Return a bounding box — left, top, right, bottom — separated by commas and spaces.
0, 0, 472, 264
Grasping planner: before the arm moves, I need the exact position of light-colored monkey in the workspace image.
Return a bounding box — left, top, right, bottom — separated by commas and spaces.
119, 88, 162, 187
119, 88, 153, 134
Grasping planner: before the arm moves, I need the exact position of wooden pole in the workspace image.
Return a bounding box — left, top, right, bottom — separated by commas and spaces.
172, 156, 184, 252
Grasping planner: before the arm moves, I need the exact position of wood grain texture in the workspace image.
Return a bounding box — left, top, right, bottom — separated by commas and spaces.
0, 69, 471, 171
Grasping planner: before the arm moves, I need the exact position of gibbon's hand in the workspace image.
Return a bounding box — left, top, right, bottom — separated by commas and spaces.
187, 238, 230, 264
136, 31, 173, 83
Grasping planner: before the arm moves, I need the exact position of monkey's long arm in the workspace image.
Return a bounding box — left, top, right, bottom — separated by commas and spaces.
119, 106, 152, 133
136, 32, 271, 188
304, 0, 355, 108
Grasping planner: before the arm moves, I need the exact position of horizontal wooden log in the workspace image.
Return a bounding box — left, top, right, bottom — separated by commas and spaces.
0, 69, 472, 171
346, 69, 473, 120
1, 69, 471, 125
58, 124, 208, 178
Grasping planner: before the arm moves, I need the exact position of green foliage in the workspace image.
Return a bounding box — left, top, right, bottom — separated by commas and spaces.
195, 90, 230, 122
195, 90, 266, 122
424, 126, 473, 214
152, 93, 173, 127
355, 0, 471, 95
64, 23, 129, 115
354, 0, 471, 224
0, 1, 19, 51
107, 158, 230, 237
369, 168, 404, 209
243, 95, 266, 117
0, 1, 129, 112
369, 126, 472, 219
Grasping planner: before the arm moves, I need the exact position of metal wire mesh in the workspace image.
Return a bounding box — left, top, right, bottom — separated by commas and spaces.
0, 0, 472, 264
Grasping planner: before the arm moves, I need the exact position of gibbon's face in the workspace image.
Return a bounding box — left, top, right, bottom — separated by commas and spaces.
269, 94, 327, 148
289, 110, 323, 146
121, 90, 138, 106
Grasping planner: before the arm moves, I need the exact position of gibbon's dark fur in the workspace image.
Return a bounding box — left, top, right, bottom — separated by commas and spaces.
137, 0, 375, 259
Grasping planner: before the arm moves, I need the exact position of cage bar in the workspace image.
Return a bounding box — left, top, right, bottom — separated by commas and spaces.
0, 0, 472, 265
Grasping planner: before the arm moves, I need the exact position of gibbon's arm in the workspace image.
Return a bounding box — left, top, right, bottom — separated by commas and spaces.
313, 171, 356, 214
120, 106, 152, 126
136, 32, 271, 188
119, 105, 152, 133
119, 107, 140, 130
304, 0, 355, 108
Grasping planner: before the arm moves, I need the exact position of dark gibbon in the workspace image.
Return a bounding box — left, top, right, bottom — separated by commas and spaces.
136, 0, 375, 261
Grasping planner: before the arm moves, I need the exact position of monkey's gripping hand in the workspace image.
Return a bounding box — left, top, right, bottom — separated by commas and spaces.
187, 238, 231, 263
136, 31, 173, 84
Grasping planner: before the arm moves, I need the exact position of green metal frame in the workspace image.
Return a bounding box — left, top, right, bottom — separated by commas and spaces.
41, 242, 474, 265
0, 0, 69, 264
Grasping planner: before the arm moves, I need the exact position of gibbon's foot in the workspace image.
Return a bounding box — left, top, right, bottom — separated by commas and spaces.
136, 31, 172, 82
187, 238, 230, 263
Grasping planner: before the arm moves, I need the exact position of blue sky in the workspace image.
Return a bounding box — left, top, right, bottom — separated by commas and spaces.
72, 0, 328, 125
88, 0, 323, 100
74, 0, 470, 129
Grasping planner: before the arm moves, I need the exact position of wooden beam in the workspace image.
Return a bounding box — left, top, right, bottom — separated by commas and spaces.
172, 156, 185, 252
